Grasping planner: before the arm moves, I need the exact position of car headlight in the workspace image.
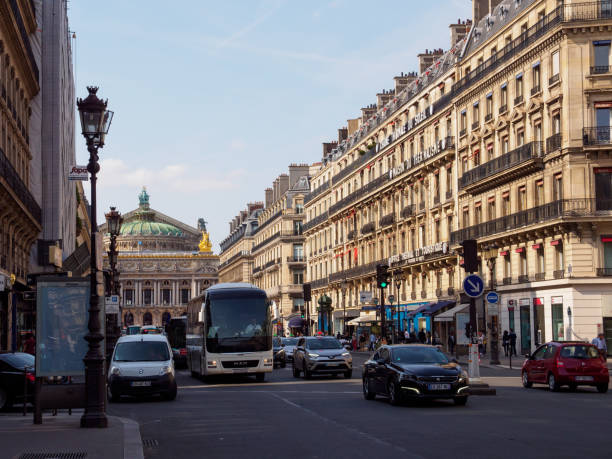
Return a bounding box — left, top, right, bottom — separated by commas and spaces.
110, 366, 121, 376
459, 371, 469, 383
159, 365, 173, 375
341, 352, 350, 357
308, 353, 319, 358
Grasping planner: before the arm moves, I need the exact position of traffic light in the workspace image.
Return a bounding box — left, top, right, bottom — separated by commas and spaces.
376, 264, 389, 289
303, 283, 311, 302
461, 239, 479, 273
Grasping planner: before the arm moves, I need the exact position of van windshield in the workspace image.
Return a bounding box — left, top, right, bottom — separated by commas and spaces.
114, 341, 170, 362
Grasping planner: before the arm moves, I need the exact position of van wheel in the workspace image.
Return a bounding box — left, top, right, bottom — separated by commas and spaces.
163, 384, 177, 401
0, 388, 11, 410
255, 373, 265, 382
548, 373, 560, 392
107, 387, 120, 403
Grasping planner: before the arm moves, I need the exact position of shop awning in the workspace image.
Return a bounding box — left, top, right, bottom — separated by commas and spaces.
288, 317, 305, 328
434, 303, 469, 322
406, 302, 435, 318
423, 300, 456, 316
347, 314, 378, 325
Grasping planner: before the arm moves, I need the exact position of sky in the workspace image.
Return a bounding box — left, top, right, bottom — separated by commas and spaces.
68, 0, 471, 251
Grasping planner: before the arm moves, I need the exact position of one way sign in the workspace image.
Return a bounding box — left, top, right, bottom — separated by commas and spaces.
463, 274, 484, 298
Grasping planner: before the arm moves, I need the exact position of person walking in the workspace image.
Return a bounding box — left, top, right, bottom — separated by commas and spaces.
502, 330, 509, 357
509, 329, 517, 356
478, 332, 484, 357
418, 328, 426, 344
447, 333, 455, 355
426, 331, 432, 345
369, 333, 377, 351
592, 332, 608, 357
404, 329, 410, 343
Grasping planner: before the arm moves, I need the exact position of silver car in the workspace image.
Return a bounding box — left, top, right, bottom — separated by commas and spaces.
281, 337, 299, 362
292, 336, 352, 379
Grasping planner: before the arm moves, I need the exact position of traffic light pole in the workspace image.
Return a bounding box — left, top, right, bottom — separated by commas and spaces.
380, 287, 386, 342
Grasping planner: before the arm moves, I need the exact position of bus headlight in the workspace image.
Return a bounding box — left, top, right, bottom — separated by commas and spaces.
263, 358, 273, 366
207, 360, 217, 368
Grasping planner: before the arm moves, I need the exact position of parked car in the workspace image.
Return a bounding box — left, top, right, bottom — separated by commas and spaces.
0, 352, 35, 410
281, 337, 299, 362
522, 341, 609, 393
273, 338, 286, 368
292, 336, 352, 379
362, 344, 469, 406
107, 334, 177, 402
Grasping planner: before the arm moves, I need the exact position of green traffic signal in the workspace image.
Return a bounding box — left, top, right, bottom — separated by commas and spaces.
380, 281, 387, 288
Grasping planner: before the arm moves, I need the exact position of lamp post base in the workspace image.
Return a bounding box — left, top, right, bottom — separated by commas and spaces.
80, 412, 108, 428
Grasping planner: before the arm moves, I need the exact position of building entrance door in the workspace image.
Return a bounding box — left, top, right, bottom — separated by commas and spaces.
603, 317, 612, 357
520, 305, 531, 354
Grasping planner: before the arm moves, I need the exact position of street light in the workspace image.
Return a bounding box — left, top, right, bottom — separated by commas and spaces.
105, 207, 123, 296
487, 255, 500, 365
341, 279, 348, 337
77, 86, 113, 429
394, 273, 404, 343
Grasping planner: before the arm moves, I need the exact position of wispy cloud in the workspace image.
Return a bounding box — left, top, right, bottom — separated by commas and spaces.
98, 158, 246, 193
215, 0, 285, 50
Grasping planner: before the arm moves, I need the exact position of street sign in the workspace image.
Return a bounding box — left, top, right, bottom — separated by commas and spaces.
486, 291, 499, 304
68, 165, 89, 181
388, 294, 395, 304
463, 274, 484, 298
359, 290, 372, 304
487, 303, 499, 316
105, 295, 120, 313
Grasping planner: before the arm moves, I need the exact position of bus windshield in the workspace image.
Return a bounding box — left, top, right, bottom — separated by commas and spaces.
206, 294, 271, 353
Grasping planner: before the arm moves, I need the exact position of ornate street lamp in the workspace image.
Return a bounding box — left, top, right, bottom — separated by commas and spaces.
105, 207, 123, 295
394, 273, 404, 343
341, 279, 348, 337
77, 86, 113, 429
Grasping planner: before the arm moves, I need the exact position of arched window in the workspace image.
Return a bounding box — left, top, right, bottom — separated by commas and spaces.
124, 312, 134, 326
162, 312, 171, 325
143, 312, 153, 325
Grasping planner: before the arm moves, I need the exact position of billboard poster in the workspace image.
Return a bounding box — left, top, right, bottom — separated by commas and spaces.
456, 312, 471, 345
36, 279, 90, 377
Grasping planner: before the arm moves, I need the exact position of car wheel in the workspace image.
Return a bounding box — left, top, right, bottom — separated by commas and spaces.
548, 373, 560, 392
363, 377, 375, 400
255, 373, 265, 382
388, 380, 401, 406
344, 370, 352, 379
303, 366, 312, 380
292, 364, 300, 378
522, 371, 532, 388
163, 384, 177, 401
0, 388, 11, 410
596, 384, 608, 394
453, 396, 468, 406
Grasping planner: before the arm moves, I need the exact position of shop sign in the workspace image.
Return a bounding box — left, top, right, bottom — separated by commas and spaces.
412, 136, 449, 168
519, 298, 530, 306
551, 296, 563, 304
359, 291, 372, 303
388, 241, 448, 266
68, 165, 89, 181
406, 104, 434, 131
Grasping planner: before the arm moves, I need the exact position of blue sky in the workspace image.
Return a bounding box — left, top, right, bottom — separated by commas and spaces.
69, 0, 471, 250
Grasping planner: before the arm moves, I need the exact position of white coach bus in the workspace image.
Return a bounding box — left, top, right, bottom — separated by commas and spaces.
186, 283, 273, 381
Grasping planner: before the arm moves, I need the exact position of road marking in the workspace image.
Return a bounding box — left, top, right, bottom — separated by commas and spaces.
267, 392, 424, 458
180, 379, 361, 390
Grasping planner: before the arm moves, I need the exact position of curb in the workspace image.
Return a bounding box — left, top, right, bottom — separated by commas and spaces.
116, 416, 144, 459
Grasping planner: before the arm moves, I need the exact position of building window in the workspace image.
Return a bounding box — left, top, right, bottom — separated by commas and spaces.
434, 219, 440, 243
292, 298, 305, 314
553, 173, 563, 201
518, 186, 526, 211
295, 203, 304, 214
516, 74, 523, 99
143, 289, 153, 305
293, 270, 304, 284
537, 247, 545, 275
535, 179, 544, 206
124, 289, 134, 305
447, 216, 453, 240
473, 149, 480, 166
504, 254, 511, 278
502, 136, 509, 154
474, 203, 482, 224
501, 84, 508, 107
594, 40, 611, 72
555, 243, 564, 272
520, 250, 527, 276
162, 289, 171, 305
517, 130, 525, 146
180, 288, 190, 304
473, 102, 479, 124
488, 198, 496, 220
551, 50, 560, 78
552, 112, 561, 134
462, 208, 470, 227
595, 168, 612, 210
532, 63, 541, 91
486, 94, 493, 117
460, 110, 467, 132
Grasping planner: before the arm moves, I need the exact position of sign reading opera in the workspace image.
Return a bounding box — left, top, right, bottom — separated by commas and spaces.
100, 188, 219, 327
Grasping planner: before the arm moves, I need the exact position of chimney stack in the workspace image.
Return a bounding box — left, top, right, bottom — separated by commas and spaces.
376, 89, 395, 108
449, 19, 471, 47
360, 104, 377, 123
417, 48, 444, 75
338, 127, 348, 143
289, 164, 310, 188
394, 71, 418, 93
247, 201, 264, 215
278, 174, 290, 197
473, 0, 503, 24
264, 188, 273, 208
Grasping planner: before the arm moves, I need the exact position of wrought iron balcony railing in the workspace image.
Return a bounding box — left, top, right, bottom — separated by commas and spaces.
583, 127, 611, 146
514, 95, 524, 105
591, 65, 612, 74
596, 268, 612, 276
499, 104, 508, 115
303, 211, 329, 232
459, 141, 543, 190
304, 181, 330, 204
361, 222, 375, 235
546, 133, 562, 152
401, 204, 416, 219
553, 270, 565, 279
0, 147, 41, 223
379, 213, 395, 227
484, 113, 493, 123
549, 74, 560, 85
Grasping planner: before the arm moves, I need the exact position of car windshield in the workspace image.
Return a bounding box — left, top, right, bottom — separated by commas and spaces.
560, 345, 599, 359
0, 353, 35, 369
282, 338, 298, 346
392, 347, 450, 365
306, 338, 343, 350
113, 341, 170, 362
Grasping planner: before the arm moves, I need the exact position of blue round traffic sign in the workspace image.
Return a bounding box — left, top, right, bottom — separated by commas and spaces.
486, 291, 499, 304
463, 274, 485, 298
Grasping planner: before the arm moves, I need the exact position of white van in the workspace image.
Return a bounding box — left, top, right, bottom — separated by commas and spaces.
108, 334, 177, 401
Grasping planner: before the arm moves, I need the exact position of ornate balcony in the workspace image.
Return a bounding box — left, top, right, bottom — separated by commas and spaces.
517, 274, 530, 283
471, 121, 480, 131
447, 287, 455, 296
445, 190, 453, 201
484, 113, 493, 123
379, 213, 395, 227
411, 292, 416, 300
458, 141, 543, 193
503, 277, 512, 285
498, 104, 508, 115
304, 181, 330, 204
591, 65, 612, 74
361, 222, 375, 235
553, 270, 565, 279
0, 147, 42, 224
549, 74, 560, 86
514, 95, 524, 105
535, 272, 546, 281
401, 204, 416, 219
530, 85, 541, 96
459, 128, 467, 138
546, 133, 562, 152
303, 211, 329, 232
421, 291, 427, 299
583, 127, 611, 146
435, 288, 442, 298
596, 268, 612, 276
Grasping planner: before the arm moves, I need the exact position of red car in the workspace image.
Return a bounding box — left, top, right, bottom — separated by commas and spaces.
522, 341, 609, 393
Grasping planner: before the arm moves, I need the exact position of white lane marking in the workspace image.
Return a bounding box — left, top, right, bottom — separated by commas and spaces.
180, 379, 361, 390
181, 389, 362, 394
267, 392, 424, 458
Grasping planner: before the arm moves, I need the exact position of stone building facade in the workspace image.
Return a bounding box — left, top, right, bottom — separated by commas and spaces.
101, 189, 218, 328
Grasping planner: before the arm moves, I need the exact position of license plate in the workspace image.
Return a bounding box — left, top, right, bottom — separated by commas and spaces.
427, 383, 451, 391
575, 376, 594, 382
327, 363, 339, 367
131, 381, 151, 387
232, 368, 248, 373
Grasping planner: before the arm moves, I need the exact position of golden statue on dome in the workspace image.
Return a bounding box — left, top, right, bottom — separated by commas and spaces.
198, 218, 212, 253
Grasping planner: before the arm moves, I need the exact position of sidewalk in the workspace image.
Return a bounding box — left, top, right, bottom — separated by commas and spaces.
0, 410, 143, 459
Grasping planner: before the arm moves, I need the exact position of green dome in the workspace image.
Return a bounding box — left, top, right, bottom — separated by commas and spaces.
120, 220, 183, 237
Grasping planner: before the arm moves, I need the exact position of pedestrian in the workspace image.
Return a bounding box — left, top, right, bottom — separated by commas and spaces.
418, 328, 426, 344
447, 333, 455, 355
369, 333, 376, 351
592, 332, 608, 358
336, 331, 341, 340
409, 331, 417, 343
509, 329, 517, 356
359, 333, 366, 351
478, 332, 484, 356
23, 333, 35, 355
502, 330, 509, 357
433, 331, 440, 346
352, 334, 357, 351
426, 331, 432, 345
404, 329, 410, 343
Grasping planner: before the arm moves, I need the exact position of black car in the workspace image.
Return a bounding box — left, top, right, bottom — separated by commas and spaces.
0, 352, 35, 410
362, 345, 469, 406
273, 338, 286, 368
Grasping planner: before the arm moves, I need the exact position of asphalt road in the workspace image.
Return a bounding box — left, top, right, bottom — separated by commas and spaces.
108, 353, 612, 459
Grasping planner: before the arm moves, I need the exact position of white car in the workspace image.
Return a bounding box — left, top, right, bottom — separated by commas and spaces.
107, 334, 177, 402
